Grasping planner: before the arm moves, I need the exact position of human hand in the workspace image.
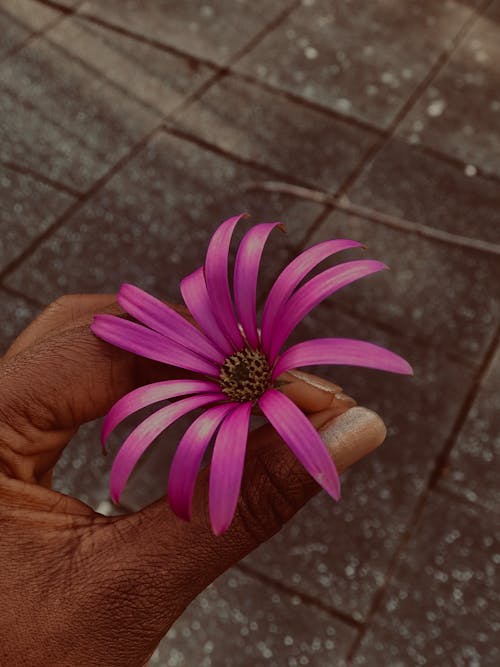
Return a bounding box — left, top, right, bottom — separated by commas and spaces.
0, 295, 386, 666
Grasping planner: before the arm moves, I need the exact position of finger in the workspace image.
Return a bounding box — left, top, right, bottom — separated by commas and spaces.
108, 406, 385, 641
0, 294, 356, 484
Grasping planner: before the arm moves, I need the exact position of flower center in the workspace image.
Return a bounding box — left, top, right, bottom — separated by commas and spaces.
219, 348, 271, 402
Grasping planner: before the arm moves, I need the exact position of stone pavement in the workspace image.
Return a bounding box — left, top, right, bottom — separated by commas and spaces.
1, 1, 499, 665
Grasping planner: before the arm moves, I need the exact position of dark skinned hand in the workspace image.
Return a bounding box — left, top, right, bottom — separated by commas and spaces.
0, 295, 386, 666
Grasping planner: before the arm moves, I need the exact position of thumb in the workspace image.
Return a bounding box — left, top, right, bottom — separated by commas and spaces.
109, 405, 385, 633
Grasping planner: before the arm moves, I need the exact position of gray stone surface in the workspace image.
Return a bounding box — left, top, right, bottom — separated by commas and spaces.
235, 0, 477, 128
439, 343, 500, 513
154, 568, 357, 667
399, 1, 500, 178
0, 289, 39, 356
353, 492, 500, 666
5, 131, 323, 302
0, 30, 160, 191
346, 138, 500, 244
79, 0, 294, 65
309, 210, 500, 365
0, 0, 59, 59
170, 75, 378, 192
243, 310, 473, 622
0, 164, 74, 272
46, 16, 215, 117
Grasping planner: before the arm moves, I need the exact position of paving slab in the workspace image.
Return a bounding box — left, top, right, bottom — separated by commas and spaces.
307, 209, 499, 365
0, 165, 74, 272
46, 16, 214, 117
353, 492, 500, 666
399, 1, 500, 178
4, 131, 323, 302
0, 28, 163, 191
235, 0, 477, 129
0, 0, 59, 59
243, 307, 474, 622
439, 342, 500, 513
79, 0, 294, 66
0, 289, 39, 356
151, 567, 357, 667
346, 138, 500, 244
170, 74, 378, 193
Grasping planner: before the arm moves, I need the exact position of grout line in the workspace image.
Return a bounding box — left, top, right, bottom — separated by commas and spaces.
346, 325, 500, 661
299, 0, 496, 254
236, 562, 363, 630
1, 161, 82, 198
1, 0, 84, 65
243, 180, 500, 258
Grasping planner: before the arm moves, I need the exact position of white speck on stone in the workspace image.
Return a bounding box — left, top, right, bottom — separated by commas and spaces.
464, 164, 477, 177
335, 98, 352, 112
427, 99, 446, 117
96, 499, 114, 516
200, 5, 214, 18
366, 84, 378, 96
305, 46, 318, 60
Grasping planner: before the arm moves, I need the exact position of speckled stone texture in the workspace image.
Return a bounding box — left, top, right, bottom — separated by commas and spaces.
235, 0, 478, 128
439, 343, 500, 513
353, 493, 500, 667
0, 1, 499, 665
79, 0, 295, 65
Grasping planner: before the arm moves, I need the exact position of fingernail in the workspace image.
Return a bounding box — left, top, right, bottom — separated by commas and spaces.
319, 407, 387, 473
285, 369, 342, 394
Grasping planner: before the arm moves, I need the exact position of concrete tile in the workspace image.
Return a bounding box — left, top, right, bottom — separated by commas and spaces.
235, 0, 476, 128
0, 165, 74, 272
353, 493, 500, 666
243, 309, 474, 621
152, 568, 357, 667
0, 30, 161, 190
171, 75, 378, 193
439, 343, 500, 513
308, 209, 499, 364
79, 0, 293, 66
46, 16, 214, 117
399, 2, 500, 178
0, 0, 59, 58
5, 131, 323, 303
347, 138, 500, 244
0, 289, 39, 356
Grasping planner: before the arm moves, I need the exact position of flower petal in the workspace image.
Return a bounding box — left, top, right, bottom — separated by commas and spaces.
110, 393, 225, 503
168, 402, 237, 521
118, 283, 225, 364
205, 214, 246, 350
102, 379, 222, 447
267, 259, 387, 361
91, 314, 219, 377
273, 338, 414, 379
233, 222, 283, 347
181, 267, 234, 356
261, 239, 363, 354
259, 388, 340, 500
209, 402, 252, 535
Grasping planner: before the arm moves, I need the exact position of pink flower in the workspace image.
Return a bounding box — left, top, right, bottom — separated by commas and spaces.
91, 214, 412, 534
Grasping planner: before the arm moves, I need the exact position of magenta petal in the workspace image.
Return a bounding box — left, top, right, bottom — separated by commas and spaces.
233, 222, 282, 348
267, 259, 387, 361
273, 338, 413, 379
181, 267, 234, 356
259, 389, 340, 500
205, 215, 246, 350
261, 239, 363, 353
110, 393, 225, 503
91, 314, 219, 377
102, 379, 221, 446
118, 283, 225, 364
168, 403, 237, 521
209, 402, 252, 535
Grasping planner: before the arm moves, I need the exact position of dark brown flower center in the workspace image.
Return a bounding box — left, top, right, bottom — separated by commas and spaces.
219, 348, 271, 402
